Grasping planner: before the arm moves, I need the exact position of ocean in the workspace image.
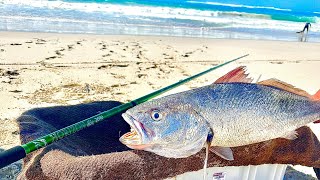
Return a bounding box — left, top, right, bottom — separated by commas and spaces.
0, 0, 319, 42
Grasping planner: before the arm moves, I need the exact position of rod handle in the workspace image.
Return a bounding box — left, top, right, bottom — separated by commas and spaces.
0, 146, 26, 169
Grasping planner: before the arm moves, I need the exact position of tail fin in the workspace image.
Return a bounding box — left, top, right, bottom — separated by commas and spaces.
312, 89, 320, 101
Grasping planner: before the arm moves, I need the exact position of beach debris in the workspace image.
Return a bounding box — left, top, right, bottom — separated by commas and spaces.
120, 66, 320, 160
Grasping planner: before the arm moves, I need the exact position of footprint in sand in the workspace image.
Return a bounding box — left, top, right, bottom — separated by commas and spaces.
165, 56, 174, 60
102, 54, 111, 58
45, 56, 58, 60
101, 44, 107, 50
55, 50, 62, 56
181, 47, 207, 58
136, 50, 144, 59
98, 65, 109, 69
52, 48, 65, 58
98, 64, 129, 69
67, 45, 74, 50
35, 38, 46, 45
270, 61, 284, 64
9, 90, 22, 93
113, 64, 129, 68
58, 48, 66, 53
1, 69, 19, 84
1, 69, 20, 76
145, 64, 157, 70
130, 42, 139, 47
137, 74, 147, 78
168, 65, 176, 68
163, 53, 174, 59
10, 43, 22, 46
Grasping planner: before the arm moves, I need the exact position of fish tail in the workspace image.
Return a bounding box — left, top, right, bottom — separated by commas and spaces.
312, 89, 320, 123
312, 89, 320, 101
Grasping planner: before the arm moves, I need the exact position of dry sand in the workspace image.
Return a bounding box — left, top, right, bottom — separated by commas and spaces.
0, 31, 320, 179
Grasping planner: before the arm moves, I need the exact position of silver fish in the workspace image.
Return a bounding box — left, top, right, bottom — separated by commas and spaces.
119, 66, 320, 159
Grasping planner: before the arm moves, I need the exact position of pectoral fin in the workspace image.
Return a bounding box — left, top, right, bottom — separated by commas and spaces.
210, 146, 234, 160
281, 130, 298, 140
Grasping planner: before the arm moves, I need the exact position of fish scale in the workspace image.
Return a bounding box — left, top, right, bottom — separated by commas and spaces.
184, 83, 320, 147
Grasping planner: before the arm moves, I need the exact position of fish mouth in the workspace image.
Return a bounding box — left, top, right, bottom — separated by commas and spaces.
120, 113, 153, 150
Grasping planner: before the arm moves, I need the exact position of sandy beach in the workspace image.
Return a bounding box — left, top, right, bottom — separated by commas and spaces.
0, 31, 320, 179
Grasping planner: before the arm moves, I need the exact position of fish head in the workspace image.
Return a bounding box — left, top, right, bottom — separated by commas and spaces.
119, 99, 210, 158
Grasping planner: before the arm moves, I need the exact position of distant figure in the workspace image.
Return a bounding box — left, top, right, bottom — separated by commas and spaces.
297, 22, 311, 33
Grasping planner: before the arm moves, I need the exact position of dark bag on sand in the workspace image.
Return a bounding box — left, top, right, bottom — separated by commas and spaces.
16, 101, 320, 180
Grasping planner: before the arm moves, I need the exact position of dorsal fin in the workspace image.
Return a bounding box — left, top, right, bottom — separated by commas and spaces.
258, 78, 311, 98
313, 89, 320, 101
214, 66, 253, 84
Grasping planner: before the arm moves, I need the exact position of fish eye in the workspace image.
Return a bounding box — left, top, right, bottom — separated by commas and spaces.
151, 110, 162, 121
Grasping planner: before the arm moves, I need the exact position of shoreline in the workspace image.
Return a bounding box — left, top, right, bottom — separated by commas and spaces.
1, 27, 318, 43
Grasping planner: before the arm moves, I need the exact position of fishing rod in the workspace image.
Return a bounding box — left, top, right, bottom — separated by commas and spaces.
0, 54, 248, 169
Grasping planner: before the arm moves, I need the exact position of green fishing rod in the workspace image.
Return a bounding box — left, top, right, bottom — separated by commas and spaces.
0, 54, 248, 169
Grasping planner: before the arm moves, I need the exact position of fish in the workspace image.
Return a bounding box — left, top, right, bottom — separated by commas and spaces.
119, 66, 320, 160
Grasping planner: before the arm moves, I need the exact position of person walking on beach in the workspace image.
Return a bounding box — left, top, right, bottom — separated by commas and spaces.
297, 22, 311, 33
